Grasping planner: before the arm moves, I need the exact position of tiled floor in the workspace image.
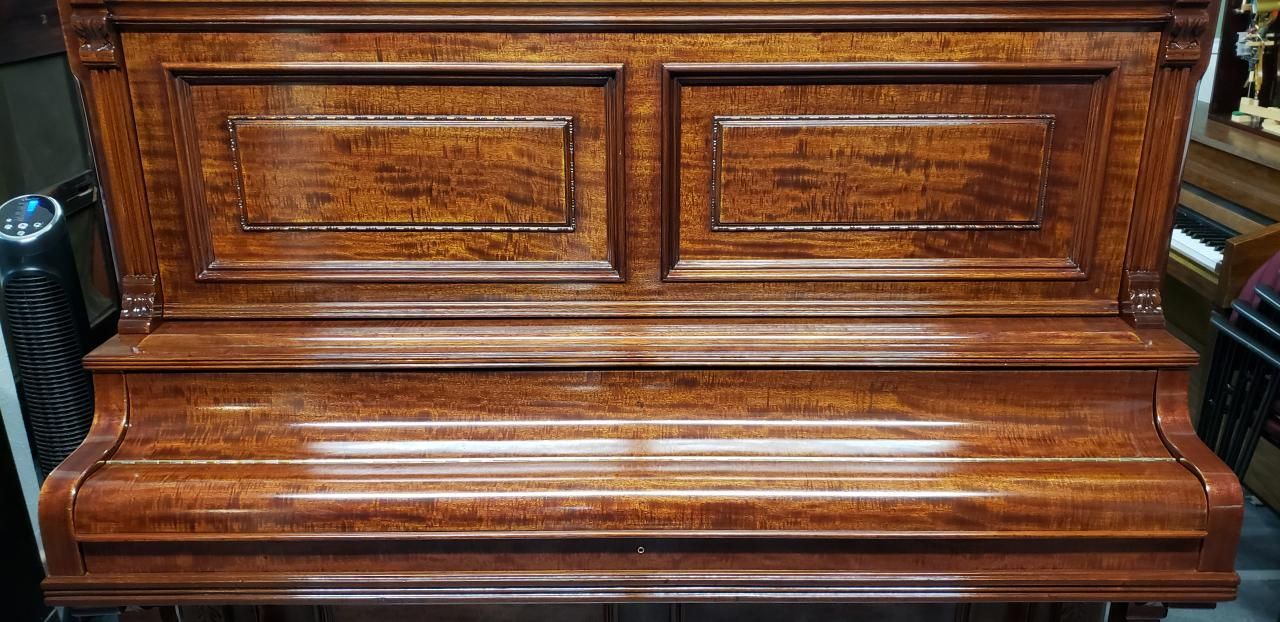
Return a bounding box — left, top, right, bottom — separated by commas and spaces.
1169, 496, 1280, 621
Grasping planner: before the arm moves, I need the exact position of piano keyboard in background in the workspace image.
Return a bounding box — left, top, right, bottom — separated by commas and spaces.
1172, 207, 1233, 272
1165, 185, 1280, 314
1166, 120, 1280, 313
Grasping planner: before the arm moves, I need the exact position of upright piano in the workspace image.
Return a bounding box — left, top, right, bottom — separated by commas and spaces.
41, 0, 1243, 615
1167, 111, 1280, 315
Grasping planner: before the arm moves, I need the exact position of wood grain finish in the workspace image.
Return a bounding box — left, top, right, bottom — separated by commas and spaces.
1152, 370, 1244, 572
58, 0, 160, 335
74, 460, 1206, 536
46, 0, 1238, 609
38, 373, 128, 576
711, 114, 1053, 231
80, 317, 1198, 370
45, 368, 1234, 603
1182, 140, 1280, 221
71, 370, 1202, 537
229, 115, 576, 231
42, 570, 1235, 607
164, 62, 623, 283
116, 29, 1156, 316
94, 0, 1177, 31
1120, 0, 1219, 328
665, 62, 1121, 283
109, 370, 1178, 463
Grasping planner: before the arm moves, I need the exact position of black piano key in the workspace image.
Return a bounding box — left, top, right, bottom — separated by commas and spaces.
1182, 224, 1227, 246
1174, 206, 1238, 250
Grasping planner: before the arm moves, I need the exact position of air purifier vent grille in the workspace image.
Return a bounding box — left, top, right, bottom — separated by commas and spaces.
3, 271, 93, 476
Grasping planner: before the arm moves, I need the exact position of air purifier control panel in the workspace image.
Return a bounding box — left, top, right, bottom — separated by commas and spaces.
0, 195, 60, 242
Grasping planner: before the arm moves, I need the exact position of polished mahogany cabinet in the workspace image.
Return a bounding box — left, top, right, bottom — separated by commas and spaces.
43, 0, 1240, 611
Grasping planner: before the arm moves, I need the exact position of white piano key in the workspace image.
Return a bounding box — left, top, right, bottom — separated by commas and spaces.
1171, 227, 1224, 271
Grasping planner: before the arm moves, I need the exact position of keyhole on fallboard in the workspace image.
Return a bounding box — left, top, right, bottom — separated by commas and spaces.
636, 546, 646, 554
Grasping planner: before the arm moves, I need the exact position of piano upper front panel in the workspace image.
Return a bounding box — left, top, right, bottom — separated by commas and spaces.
665, 63, 1113, 282
164, 62, 622, 282
121, 30, 1158, 319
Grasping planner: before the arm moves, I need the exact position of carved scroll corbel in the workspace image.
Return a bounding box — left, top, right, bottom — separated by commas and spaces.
69, 11, 118, 68
1123, 270, 1165, 328
1165, 3, 1212, 66
119, 274, 160, 334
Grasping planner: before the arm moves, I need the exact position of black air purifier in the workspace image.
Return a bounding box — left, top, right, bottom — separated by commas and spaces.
0, 194, 94, 478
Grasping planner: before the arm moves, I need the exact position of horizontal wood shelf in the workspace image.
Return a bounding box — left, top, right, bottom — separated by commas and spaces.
83, 317, 1197, 370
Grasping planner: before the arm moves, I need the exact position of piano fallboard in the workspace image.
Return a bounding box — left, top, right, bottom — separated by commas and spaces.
38, 319, 1240, 605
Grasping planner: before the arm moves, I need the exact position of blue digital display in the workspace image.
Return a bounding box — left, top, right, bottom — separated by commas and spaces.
0, 196, 56, 238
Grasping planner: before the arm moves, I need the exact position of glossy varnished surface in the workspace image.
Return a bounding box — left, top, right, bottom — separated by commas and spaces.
166, 64, 622, 282
44, 0, 1239, 608
110, 370, 1180, 462
82, 317, 1198, 370
77, 460, 1208, 536
74, 370, 1204, 536
42, 367, 1238, 604
121, 29, 1155, 315
711, 115, 1052, 228
230, 116, 575, 229
666, 62, 1120, 282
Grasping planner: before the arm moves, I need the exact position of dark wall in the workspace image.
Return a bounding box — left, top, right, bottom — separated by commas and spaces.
0, 410, 47, 622
0, 3, 95, 619
0, 52, 92, 199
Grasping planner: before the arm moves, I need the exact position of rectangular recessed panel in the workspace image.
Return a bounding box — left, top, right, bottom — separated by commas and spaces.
713, 115, 1053, 231
665, 63, 1119, 283
230, 116, 575, 231
157, 62, 623, 283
